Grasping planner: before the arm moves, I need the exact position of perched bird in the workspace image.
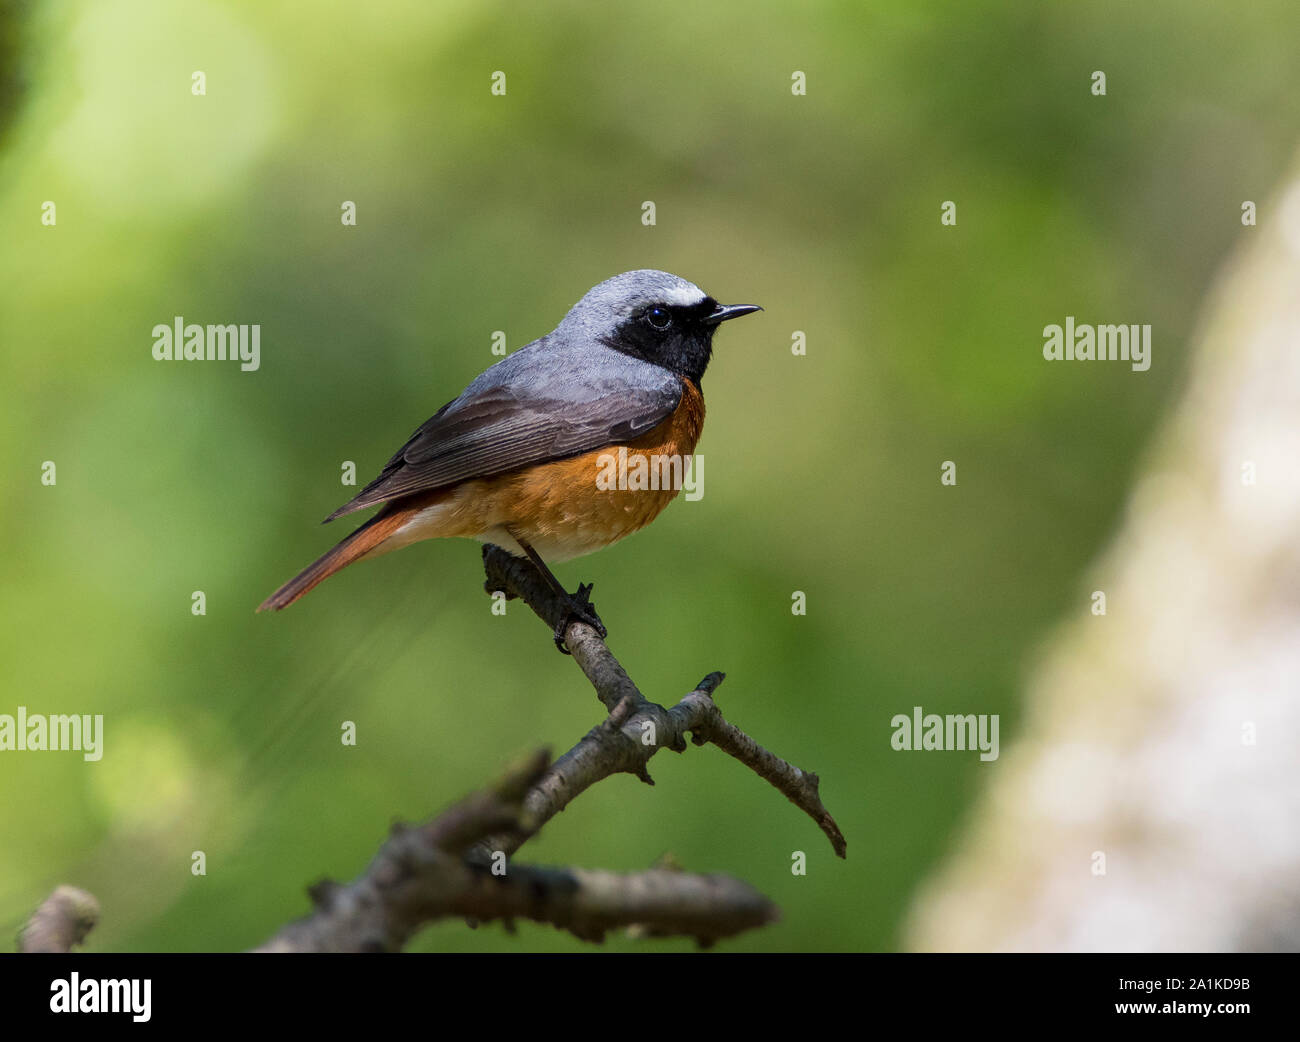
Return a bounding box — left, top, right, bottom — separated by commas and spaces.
258, 269, 760, 649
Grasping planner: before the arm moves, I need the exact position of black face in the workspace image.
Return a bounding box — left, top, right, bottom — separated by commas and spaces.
601, 297, 725, 385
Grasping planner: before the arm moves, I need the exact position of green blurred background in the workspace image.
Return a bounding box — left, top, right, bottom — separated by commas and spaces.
1, 0, 1297, 951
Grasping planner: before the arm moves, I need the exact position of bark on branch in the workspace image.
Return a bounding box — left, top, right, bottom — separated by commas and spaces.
481, 544, 846, 858
18, 885, 100, 953
254, 751, 776, 951
18, 544, 842, 953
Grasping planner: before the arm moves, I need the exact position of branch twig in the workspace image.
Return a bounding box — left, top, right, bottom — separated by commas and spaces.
254, 751, 776, 951
19, 885, 100, 953
482, 544, 846, 858
19, 546, 841, 953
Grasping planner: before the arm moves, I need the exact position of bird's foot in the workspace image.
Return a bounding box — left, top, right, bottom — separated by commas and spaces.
554, 582, 607, 654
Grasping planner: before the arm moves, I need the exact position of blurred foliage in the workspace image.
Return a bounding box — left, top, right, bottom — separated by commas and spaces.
0, 0, 31, 148
1, 0, 1298, 952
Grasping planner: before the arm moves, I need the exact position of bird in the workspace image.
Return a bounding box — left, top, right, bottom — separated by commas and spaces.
257, 269, 761, 650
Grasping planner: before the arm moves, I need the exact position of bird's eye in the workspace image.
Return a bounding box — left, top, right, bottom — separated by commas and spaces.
645, 306, 672, 330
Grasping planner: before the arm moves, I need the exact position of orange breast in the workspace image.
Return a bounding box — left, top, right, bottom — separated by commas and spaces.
381, 377, 706, 562
490, 377, 705, 558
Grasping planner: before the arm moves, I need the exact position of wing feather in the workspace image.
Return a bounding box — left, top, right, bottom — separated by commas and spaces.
325, 340, 682, 521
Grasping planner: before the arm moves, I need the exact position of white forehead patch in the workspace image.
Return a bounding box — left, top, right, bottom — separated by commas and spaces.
661, 282, 707, 307
559, 270, 713, 334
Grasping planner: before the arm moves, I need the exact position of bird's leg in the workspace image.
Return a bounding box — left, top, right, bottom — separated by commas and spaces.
507, 530, 607, 653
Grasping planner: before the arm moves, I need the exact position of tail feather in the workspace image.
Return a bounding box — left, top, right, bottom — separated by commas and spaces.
257, 510, 408, 612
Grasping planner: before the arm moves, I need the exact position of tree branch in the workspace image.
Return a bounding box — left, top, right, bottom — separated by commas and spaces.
19, 885, 100, 953
482, 544, 847, 858
18, 546, 841, 954
254, 751, 776, 951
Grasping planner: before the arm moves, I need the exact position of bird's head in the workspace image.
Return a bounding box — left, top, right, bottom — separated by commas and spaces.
560, 269, 761, 384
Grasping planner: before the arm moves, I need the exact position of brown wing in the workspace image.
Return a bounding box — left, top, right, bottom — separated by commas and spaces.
326, 341, 682, 521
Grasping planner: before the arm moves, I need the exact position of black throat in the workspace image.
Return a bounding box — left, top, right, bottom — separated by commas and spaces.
600, 297, 720, 385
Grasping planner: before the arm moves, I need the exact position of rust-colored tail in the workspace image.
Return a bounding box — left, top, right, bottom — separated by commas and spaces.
257, 510, 408, 612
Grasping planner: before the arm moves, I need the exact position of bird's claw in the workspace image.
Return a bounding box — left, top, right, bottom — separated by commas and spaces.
553, 582, 607, 654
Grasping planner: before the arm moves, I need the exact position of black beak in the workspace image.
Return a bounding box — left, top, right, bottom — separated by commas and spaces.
704, 303, 762, 326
